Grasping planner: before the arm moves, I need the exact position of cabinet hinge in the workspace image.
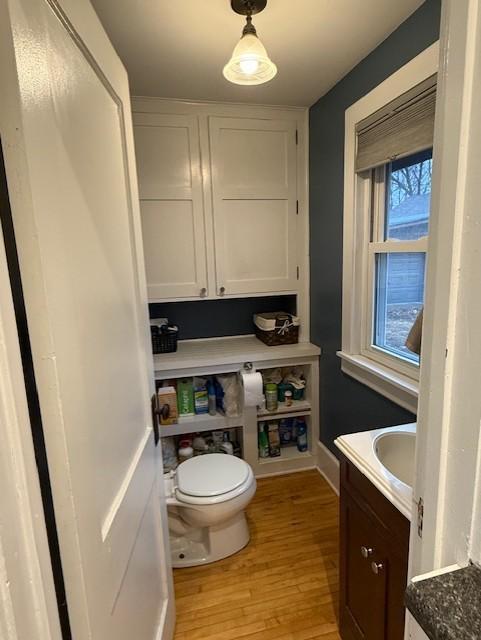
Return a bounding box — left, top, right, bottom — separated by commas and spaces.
295, 129, 298, 145
296, 266, 300, 280
417, 497, 424, 538
296, 200, 299, 215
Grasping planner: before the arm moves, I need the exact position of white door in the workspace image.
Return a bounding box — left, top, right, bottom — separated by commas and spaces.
133, 113, 208, 301
1, 1, 175, 639
209, 116, 298, 296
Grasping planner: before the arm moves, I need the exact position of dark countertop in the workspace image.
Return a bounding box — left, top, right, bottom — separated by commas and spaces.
405, 564, 481, 640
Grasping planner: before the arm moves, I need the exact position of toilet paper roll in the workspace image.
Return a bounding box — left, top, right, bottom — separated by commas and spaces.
240, 370, 264, 408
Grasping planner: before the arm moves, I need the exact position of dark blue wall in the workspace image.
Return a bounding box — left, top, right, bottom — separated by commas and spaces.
150, 295, 296, 340
309, 0, 441, 453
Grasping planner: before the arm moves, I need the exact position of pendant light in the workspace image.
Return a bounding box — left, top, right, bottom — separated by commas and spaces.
223, 0, 277, 86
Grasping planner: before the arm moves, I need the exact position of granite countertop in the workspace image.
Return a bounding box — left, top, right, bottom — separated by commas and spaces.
405, 564, 481, 639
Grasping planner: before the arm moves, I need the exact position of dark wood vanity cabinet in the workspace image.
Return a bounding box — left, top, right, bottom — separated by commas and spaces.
339, 456, 410, 640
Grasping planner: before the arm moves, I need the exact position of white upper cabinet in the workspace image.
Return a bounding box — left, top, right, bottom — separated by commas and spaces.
132, 102, 306, 302
209, 117, 298, 296
133, 113, 208, 300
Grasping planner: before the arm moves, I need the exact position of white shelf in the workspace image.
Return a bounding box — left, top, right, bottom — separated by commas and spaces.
257, 399, 311, 420
153, 335, 321, 377
258, 445, 313, 465
159, 412, 243, 437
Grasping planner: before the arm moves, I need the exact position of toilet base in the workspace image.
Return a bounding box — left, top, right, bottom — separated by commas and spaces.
169, 511, 250, 568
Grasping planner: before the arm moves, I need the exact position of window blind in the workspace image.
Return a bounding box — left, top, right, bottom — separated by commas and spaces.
355, 75, 436, 173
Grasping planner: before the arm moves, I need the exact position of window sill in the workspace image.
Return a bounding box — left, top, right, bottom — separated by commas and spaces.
337, 351, 418, 414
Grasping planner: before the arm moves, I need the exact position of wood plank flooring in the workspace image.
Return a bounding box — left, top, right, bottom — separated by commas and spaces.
173, 469, 341, 640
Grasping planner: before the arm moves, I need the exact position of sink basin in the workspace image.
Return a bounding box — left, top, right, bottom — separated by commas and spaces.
374, 431, 416, 488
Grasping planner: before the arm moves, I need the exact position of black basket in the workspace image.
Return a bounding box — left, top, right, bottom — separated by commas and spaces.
151, 325, 178, 354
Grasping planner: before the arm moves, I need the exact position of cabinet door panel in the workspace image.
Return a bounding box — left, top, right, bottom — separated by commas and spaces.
209, 117, 297, 295
133, 113, 207, 300
140, 201, 199, 298
222, 200, 290, 283
341, 492, 387, 640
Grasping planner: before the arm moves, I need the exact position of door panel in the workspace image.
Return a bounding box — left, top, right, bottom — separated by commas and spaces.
209, 116, 298, 295
342, 492, 387, 640
133, 112, 207, 300
3, 0, 174, 638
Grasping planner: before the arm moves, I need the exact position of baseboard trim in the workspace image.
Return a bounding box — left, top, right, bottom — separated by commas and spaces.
316, 441, 340, 495
255, 465, 317, 480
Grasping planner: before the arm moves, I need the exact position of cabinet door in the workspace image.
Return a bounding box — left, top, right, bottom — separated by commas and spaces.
133, 113, 207, 300
209, 117, 298, 296
341, 491, 388, 640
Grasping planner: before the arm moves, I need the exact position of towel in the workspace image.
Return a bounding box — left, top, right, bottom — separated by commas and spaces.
405, 307, 423, 355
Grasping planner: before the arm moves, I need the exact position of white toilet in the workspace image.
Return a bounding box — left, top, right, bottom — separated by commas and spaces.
164, 454, 256, 568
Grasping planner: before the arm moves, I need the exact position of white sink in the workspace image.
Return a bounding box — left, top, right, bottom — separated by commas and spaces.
374, 430, 416, 489
334, 423, 416, 520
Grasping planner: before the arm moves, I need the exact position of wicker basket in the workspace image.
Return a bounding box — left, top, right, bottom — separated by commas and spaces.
150, 325, 178, 354
254, 312, 299, 346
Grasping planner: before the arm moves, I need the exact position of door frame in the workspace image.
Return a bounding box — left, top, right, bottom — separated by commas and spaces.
408, 0, 481, 596
0, 164, 62, 640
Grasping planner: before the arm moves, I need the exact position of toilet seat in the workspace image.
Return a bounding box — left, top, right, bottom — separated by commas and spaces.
174, 454, 254, 506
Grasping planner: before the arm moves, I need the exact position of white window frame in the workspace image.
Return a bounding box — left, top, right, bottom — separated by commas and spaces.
338, 42, 439, 414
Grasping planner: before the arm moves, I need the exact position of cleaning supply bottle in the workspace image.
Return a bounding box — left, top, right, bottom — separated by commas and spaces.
296, 418, 308, 452
258, 422, 269, 458
207, 378, 217, 416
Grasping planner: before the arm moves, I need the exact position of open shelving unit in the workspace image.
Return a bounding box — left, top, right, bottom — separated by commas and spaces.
153, 335, 321, 477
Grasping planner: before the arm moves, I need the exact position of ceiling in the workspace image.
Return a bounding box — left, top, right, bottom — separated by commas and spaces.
91, 0, 425, 107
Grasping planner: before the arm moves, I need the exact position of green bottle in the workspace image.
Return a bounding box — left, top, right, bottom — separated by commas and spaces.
258, 422, 269, 458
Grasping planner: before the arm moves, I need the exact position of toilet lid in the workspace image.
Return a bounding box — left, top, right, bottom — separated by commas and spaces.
176, 454, 250, 497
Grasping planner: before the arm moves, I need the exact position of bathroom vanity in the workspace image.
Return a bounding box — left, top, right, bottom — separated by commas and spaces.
335, 425, 415, 640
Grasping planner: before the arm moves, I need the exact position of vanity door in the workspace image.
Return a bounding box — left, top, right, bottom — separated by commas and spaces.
341, 491, 388, 640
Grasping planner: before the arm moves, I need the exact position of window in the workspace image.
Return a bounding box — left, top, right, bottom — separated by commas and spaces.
339, 44, 438, 413
367, 150, 431, 369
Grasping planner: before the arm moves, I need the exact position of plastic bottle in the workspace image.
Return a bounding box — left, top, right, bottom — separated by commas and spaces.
220, 431, 234, 455
258, 422, 269, 458
296, 418, 308, 452
207, 378, 217, 416
265, 383, 278, 412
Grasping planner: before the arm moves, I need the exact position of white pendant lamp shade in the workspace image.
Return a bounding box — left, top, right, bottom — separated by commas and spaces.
223, 32, 277, 85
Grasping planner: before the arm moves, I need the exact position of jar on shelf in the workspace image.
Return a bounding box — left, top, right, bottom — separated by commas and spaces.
265, 383, 278, 412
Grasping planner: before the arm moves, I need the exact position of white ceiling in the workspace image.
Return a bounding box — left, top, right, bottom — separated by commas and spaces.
91, 0, 425, 107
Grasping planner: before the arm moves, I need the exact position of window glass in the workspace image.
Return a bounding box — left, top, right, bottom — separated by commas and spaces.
374, 252, 426, 363
385, 149, 432, 241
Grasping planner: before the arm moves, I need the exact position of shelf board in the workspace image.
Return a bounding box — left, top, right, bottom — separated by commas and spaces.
257, 399, 311, 420
159, 412, 243, 437
153, 335, 321, 377
258, 445, 313, 464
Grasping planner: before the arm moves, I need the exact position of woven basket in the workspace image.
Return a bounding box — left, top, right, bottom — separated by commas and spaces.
254, 312, 299, 346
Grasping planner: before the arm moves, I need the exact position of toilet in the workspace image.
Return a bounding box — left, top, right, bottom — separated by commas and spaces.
164, 453, 256, 568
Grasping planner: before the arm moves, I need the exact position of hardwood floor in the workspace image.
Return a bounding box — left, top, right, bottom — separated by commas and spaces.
173, 469, 341, 640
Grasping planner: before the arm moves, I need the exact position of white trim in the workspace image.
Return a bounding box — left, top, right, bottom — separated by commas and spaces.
341, 42, 439, 409
0, 188, 61, 639
409, 0, 481, 579
338, 352, 418, 414
316, 442, 340, 495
